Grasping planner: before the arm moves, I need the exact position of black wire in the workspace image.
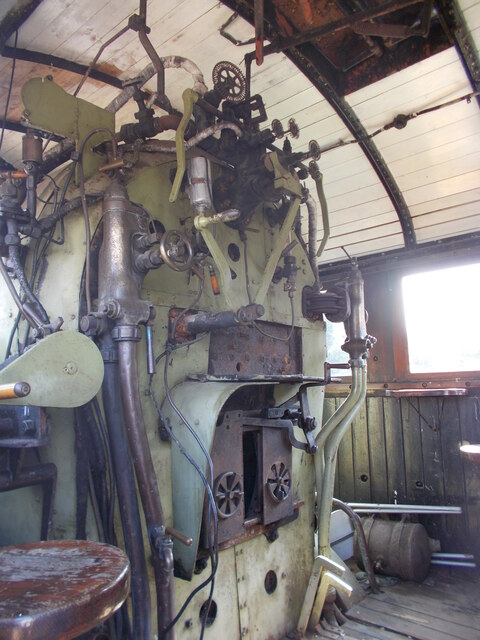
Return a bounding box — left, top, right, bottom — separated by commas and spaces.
162, 349, 218, 640
148, 374, 218, 639
0, 30, 17, 154
254, 294, 295, 342
92, 397, 116, 545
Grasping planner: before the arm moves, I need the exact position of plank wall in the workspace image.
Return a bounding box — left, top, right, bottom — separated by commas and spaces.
326, 257, 480, 563
327, 394, 480, 560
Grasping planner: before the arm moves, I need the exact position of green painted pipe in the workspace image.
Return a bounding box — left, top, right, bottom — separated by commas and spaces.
316, 365, 367, 556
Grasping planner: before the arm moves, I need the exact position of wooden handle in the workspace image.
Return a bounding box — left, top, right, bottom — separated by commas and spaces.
0, 382, 31, 399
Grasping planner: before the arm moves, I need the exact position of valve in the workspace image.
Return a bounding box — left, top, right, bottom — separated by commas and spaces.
158, 229, 194, 272
270, 117, 300, 140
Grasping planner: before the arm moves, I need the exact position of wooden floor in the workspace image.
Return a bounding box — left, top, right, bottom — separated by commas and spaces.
311, 568, 480, 640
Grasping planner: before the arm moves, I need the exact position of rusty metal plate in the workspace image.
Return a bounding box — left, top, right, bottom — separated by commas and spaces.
259, 424, 294, 525
208, 324, 302, 377
202, 411, 245, 547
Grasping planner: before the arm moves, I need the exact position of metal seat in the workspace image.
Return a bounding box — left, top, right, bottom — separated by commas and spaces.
0, 540, 130, 640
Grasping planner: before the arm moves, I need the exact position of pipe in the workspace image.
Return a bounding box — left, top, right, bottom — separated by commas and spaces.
106, 57, 208, 114
317, 364, 367, 557
185, 122, 243, 148
102, 344, 152, 640
305, 191, 320, 291
117, 339, 176, 639
331, 498, 378, 592
313, 170, 330, 260
6, 224, 49, 325
348, 504, 463, 514
0, 257, 39, 328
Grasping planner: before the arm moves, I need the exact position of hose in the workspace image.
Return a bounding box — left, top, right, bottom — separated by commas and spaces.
102, 342, 152, 640
117, 339, 176, 640
331, 498, 379, 592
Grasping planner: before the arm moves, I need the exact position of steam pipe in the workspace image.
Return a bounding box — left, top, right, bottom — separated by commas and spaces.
102, 345, 152, 639
313, 170, 330, 260
0, 257, 40, 328
305, 191, 320, 291
317, 364, 367, 556
106, 58, 208, 114
92, 179, 176, 637
117, 339, 176, 639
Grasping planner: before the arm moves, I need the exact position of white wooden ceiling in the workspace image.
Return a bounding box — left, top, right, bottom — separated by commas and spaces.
1, 0, 480, 264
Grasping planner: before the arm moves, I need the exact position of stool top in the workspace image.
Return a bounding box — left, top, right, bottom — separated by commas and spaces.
0, 540, 130, 640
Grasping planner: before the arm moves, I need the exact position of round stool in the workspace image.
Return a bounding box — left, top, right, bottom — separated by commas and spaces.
0, 540, 130, 639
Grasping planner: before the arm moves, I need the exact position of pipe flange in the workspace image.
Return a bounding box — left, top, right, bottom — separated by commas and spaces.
111, 325, 142, 342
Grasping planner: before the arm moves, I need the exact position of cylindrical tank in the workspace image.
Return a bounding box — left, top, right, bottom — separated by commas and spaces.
354, 517, 433, 582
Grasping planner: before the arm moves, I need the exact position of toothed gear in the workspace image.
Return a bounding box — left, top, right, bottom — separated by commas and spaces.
212, 61, 247, 103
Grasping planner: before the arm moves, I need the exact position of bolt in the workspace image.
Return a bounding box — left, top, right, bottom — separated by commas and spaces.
63, 361, 78, 375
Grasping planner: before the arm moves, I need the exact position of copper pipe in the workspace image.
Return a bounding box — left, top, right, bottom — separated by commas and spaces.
0, 171, 27, 179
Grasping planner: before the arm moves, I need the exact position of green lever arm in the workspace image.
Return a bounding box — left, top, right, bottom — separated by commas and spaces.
169, 88, 198, 203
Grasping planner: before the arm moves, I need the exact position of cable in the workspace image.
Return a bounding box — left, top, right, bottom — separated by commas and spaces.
77, 161, 92, 314
148, 374, 218, 639
162, 349, 217, 640
92, 397, 117, 545
254, 294, 295, 342
169, 278, 204, 341
0, 30, 17, 154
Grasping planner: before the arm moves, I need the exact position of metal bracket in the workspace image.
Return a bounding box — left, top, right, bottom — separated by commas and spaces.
21, 77, 114, 181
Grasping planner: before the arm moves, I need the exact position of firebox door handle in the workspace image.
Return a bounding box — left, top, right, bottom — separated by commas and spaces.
242, 417, 312, 453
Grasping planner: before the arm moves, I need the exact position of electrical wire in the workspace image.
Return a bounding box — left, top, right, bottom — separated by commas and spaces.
162, 350, 217, 640
92, 397, 117, 545
253, 294, 296, 342
149, 285, 218, 638
0, 30, 17, 154
149, 374, 218, 639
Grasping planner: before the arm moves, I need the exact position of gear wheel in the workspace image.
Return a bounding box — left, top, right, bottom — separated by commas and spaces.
212, 61, 247, 104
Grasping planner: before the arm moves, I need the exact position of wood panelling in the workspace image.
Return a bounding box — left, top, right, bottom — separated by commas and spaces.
331, 395, 480, 558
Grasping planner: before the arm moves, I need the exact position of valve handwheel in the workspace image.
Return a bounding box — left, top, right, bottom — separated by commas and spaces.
212, 61, 247, 104
214, 471, 244, 519
159, 229, 193, 272
266, 461, 291, 502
